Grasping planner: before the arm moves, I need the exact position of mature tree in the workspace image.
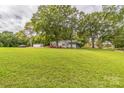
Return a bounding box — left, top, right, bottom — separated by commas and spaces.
99, 5, 120, 46
32, 5, 79, 47
64, 7, 79, 48
15, 30, 28, 45
112, 6, 124, 48
0, 31, 19, 47
79, 12, 102, 48
79, 5, 121, 48
24, 22, 35, 47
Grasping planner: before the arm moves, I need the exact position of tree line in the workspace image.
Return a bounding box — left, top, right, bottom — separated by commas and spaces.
1, 5, 124, 48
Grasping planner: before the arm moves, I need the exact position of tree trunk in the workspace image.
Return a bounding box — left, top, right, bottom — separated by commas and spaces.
29, 38, 33, 47
70, 39, 72, 48
97, 40, 102, 49
70, 32, 73, 48
56, 39, 59, 48
91, 37, 95, 48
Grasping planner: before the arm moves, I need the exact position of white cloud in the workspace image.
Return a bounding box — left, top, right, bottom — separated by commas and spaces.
75, 5, 102, 13
0, 5, 38, 32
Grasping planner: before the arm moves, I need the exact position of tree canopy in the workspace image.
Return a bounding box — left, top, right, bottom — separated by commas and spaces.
1, 5, 124, 49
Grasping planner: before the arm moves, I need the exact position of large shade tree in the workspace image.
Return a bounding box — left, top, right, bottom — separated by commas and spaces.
78, 5, 121, 48
32, 5, 79, 47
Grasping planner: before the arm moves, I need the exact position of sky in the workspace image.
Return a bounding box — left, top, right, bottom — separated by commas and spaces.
0, 5, 102, 33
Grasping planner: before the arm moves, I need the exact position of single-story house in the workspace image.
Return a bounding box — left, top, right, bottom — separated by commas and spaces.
50, 40, 81, 48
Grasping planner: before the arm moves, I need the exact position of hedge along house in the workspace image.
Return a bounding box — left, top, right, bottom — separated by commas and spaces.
50, 40, 81, 48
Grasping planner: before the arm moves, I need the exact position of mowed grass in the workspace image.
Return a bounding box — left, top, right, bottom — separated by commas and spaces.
0, 48, 124, 87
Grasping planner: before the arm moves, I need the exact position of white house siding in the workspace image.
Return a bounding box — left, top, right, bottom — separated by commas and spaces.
50, 40, 79, 48
33, 44, 43, 48
67, 44, 77, 48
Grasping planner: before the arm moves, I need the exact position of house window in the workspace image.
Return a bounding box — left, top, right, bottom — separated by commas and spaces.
62, 44, 65, 46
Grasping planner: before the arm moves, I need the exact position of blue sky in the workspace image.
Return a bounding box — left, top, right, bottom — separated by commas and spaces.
0, 5, 102, 32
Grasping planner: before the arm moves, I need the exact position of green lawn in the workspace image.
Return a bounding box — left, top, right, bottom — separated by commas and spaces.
0, 48, 124, 88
